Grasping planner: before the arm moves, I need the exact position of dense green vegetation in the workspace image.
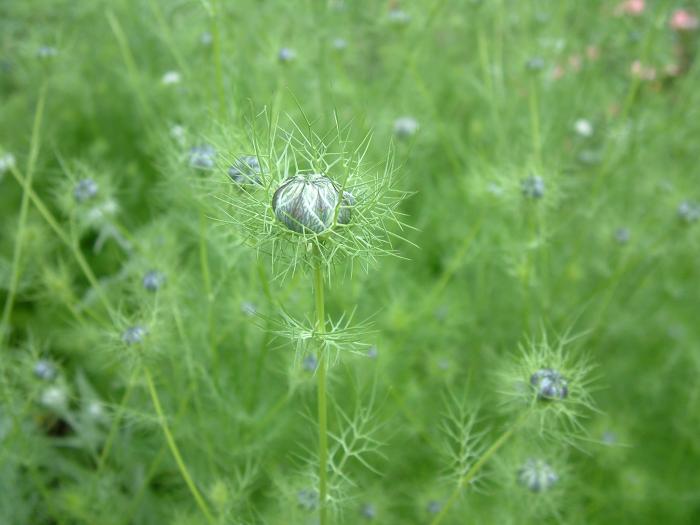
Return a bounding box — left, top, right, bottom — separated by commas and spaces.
2, 1, 699, 523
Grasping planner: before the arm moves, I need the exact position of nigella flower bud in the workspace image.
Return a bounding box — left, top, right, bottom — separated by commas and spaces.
393, 116, 419, 138
677, 200, 700, 224
302, 354, 318, 372
278, 47, 296, 62
142, 270, 166, 291
122, 325, 147, 345
0, 152, 16, 175
297, 488, 318, 511
189, 144, 216, 170
360, 503, 377, 520
526, 56, 545, 72
530, 368, 568, 400
332, 37, 348, 51
521, 175, 545, 199
574, 118, 594, 138
427, 500, 442, 514
74, 179, 99, 203
615, 227, 630, 245
517, 458, 559, 492
37, 46, 58, 59
34, 360, 57, 381
41, 386, 67, 410
272, 173, 353, 234
228, 155, 264, 185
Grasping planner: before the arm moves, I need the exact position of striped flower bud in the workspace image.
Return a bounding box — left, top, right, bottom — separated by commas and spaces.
517, 458, 559, 492
530, 368, 568, 400
272, 173, 353, 234
228, 155, 264, 185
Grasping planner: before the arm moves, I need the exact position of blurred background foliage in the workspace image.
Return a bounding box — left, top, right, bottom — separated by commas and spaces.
1, 0, 699, 523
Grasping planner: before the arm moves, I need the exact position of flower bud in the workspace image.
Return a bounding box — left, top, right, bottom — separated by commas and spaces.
41, 386, 67, 410
517, 458, 559, 492
521, 175, 545, 199
272, 173, 353, 234
530, 368, 568, 400
393, 116, 419, 138
34, 360, 57, 381
142, 270, 166, 292
677, 200, 700, 224
297, 488, 318, 511
189, 144, 216, 170
74, 178, 99, 203
0, 153, 16, 176
228, 155, 264, 185
278, 47, 296, 63
122, 325, 147, 345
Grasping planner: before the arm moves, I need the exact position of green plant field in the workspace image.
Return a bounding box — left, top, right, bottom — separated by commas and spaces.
2, 1, 699, 524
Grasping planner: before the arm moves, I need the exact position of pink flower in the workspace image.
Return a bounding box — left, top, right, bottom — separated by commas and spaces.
670, 9, 699, 31
615, 0, 645, 16
630, 60, 656, 80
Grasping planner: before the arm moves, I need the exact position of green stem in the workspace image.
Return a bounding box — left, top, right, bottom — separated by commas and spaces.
429, 412, 528, 525
313, 248, 328, 525
145, 367, 215, 524
7, 167, 114, 322
1, 83, 46, 345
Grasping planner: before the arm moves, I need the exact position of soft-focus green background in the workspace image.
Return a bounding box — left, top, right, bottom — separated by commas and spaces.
1, 1, 699, 523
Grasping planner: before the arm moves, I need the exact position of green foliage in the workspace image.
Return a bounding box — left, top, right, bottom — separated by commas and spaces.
2, 0, 700, 524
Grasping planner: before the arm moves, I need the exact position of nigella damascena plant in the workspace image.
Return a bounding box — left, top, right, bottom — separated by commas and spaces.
220, 117, 408, 274
517, 458, 559, 493
272, 173, 354, 234
530, 368, 568, 401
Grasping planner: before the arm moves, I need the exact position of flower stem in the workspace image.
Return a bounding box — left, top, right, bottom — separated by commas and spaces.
429, 412, 529, 525
313, 247, 329, 525
145, 367, 215, 524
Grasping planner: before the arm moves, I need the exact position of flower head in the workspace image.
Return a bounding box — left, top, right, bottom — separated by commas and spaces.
530, 368, 568, 401
34, 360, 57, 381
670, 9, 699, 31
189, 144, 216, 170
393, 116, 419, 138
272, 173, 353, 234
142, 270, 166, 291
521, 175, 545, 199
517, 458, 559, 492
74, 178, 99, 203
615, 0, 645, 17
228, 155, 265, 186
278, 47, 296, 62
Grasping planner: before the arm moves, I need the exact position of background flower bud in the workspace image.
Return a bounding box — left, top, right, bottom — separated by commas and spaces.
530, 368, 568, 400
517, 458, 559, 492
228, 155, 264, 185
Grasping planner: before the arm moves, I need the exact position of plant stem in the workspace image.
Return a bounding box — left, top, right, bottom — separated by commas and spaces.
429, 412, 529, 525
1, 83, 46, 345
313, 247, 329, 525
145, 367, 215, 524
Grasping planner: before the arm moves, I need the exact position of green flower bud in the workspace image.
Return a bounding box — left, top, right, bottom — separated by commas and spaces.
272, 173, 352, 234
